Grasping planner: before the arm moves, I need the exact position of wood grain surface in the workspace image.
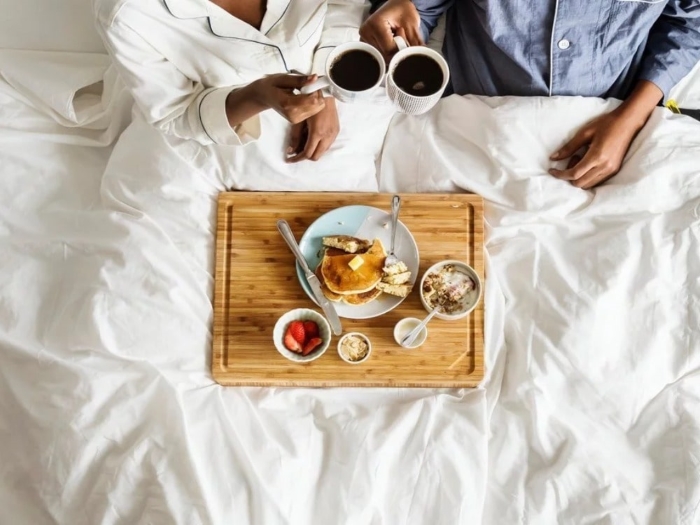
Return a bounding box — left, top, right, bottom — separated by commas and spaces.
212, 192, 485, 388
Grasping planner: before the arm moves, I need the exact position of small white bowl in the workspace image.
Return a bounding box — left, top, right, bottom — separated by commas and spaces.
419, 260, 482, 321
273, 309, 331, 363
337, 332, 372, 364
393, 317, 428, 349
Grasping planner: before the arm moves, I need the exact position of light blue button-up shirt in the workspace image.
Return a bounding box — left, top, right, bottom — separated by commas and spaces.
405, 0, 700, 100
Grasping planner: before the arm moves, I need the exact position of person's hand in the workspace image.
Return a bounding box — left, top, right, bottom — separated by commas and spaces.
549, 80, 663, 190
253, 74, 326, 124
548, 108, 642, 189
360, 0, 423, 60
286, 97, 339, 162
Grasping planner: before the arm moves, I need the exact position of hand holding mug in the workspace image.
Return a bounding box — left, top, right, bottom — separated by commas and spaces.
300, 43, 386, 103
254, 74, 326, 124
386, 37, 450, 115
359, 0, 424, 60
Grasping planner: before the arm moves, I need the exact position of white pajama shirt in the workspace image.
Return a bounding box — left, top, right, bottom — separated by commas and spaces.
93, 0, 369, 146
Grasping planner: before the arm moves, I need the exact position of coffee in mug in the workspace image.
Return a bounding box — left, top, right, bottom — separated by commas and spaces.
392, 55, 445, 97
329, 50, 382, 92
299, 42, 386, 103
386, 37, 450, 115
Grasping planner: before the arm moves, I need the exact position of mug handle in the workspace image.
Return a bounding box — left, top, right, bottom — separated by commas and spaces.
381, 35, 409, 87
299, 76, 331, 95
394, 35, 408, 51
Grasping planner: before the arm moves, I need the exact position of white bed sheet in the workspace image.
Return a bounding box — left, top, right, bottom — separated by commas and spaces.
0, 52, 486, 525
1, 37, 700, 525
380, 95, 700, 524
0, 0, 105, 53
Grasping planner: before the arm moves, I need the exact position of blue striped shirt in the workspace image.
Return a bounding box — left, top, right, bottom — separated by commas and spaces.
398, 0, 700, 100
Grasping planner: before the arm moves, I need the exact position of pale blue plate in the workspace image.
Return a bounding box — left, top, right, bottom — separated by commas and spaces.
296, 205, 419, 320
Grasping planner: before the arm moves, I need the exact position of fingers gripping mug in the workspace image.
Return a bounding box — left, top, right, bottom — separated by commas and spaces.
300, 42, 386, 103
386, 36, 450, 115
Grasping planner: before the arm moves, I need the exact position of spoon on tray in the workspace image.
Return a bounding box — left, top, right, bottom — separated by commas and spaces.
385, 194, 402, 269
400, 307, 440, 347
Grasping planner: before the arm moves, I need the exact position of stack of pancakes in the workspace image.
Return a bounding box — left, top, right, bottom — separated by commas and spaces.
315, 235, 413, 305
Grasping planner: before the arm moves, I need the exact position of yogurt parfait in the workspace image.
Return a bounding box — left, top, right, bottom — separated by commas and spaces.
419, 260, 482, 320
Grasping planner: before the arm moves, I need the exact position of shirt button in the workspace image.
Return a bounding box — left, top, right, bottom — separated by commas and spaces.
558, 39, 571, 50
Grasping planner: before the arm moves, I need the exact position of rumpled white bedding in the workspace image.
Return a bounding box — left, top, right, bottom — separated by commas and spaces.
0, 50, 484, 525
1, 20, 700, 525
381, 96, 700, 524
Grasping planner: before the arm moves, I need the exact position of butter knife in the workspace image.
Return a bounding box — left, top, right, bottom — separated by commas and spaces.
277, 220, 343, 336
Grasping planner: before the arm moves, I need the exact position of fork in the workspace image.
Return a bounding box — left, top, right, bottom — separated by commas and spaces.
385, 194, 402, 268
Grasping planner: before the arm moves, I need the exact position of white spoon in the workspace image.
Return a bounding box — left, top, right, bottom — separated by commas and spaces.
400, 307, 439, 347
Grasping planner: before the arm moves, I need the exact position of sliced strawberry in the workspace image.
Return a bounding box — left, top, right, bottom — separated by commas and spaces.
302, 337, 323, 356
283, 332, 302, 353
303, 321, 319, 340
288, 321, 306, 345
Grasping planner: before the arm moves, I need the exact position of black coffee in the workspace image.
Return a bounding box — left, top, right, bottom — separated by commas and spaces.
330, 50, 381, 92
392, 55, 444, 97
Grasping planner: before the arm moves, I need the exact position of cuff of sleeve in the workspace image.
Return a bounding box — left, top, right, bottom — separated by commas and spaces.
638, 68, 676, 104
420, 21, 431, 42
199, 87, 261, 146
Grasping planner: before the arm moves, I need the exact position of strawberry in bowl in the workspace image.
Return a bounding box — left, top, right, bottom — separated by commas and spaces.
273, 309, 331, 363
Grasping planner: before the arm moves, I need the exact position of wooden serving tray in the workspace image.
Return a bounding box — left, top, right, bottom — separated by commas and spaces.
212, 192, 484, 388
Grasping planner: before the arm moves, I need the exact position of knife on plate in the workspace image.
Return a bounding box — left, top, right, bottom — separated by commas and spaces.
277, 219, 343, 336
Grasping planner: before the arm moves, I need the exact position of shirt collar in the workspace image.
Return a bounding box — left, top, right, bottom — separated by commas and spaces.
162, 0, 208, 20
163, 0, 291, 39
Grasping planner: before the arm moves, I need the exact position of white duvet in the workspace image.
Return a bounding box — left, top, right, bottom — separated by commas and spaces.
381, 95, 700, 524
1, 24, 700, 525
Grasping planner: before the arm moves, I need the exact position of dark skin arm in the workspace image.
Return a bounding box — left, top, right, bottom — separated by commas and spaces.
225, 74, 326, 129
549, 80, 663, 189
360, 0, 424, 60
215, 0, 339, 161
287, 97, 340, 163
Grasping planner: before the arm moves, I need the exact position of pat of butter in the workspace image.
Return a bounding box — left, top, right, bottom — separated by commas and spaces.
348, 255, 364, 271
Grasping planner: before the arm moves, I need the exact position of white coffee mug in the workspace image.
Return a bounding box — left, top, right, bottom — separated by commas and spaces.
386, 36, 450, 115
300, 42, 386, 103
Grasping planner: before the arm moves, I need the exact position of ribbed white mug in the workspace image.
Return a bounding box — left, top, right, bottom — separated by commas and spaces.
386, 36, 450, 115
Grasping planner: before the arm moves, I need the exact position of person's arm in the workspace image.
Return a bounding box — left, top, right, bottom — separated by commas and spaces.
548, 2, 700, 190
97, 12, 258, 146
637, 1, 700, 102
413, 0, 453, 41
96, 9, 323, 146
360, 0, 452, 57
369, 0, 452, 37
549, 80, 662, 189
287, 1, 368, 163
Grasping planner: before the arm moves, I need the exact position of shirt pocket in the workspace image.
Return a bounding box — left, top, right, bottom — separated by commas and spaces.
295, 1, 326, 47
605, 0, 666, 47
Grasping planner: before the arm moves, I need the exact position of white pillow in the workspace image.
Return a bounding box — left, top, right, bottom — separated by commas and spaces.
0, 0, 104, 53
